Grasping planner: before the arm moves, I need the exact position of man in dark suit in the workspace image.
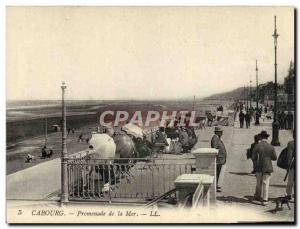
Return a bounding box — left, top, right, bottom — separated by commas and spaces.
211, 126, 227, 192
286, 131, 295, 200
245, 111, 251, 128
239, 111, 245, 128
252, 130, 277, 205
247, 134, 261, 174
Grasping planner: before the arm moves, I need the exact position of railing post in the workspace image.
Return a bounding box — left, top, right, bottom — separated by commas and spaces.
61, 82, 69, 204
174, 174, 203, 207
201, 176, 214, 207
192, 148, 218, 203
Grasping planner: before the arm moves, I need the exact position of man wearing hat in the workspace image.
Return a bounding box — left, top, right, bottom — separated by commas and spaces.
211, 126, 227, 192
252, 130, 277, 205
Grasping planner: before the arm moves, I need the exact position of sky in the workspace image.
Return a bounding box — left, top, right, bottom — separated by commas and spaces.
6, 6, 294, 100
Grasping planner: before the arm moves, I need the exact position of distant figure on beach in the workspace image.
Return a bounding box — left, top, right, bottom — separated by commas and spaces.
25, 154, 35, 163
252, 130, 277, 205
41, 146, 47, 158
211, 126, 227, 193
78, 134, 83, 142
67, 128, 71, 134
72, 128, 75, 134
46, 149, 53, 158
239, 111, 245, 128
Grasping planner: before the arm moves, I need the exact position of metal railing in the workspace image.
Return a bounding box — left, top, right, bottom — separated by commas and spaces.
67, 157, 195, 203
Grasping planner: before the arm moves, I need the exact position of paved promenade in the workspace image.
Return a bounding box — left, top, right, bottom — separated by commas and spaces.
193, 114, 294, 222
7, 150, 87, 200
6, 158, 61, 200
6, 113, 294, 222
216, 117, 294, 221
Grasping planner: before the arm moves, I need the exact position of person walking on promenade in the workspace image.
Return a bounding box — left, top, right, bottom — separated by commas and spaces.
285, 131, 295, 200
279, 111, 286, 130
249, 107, 254, 119
252, 130, 277, 205
286, 111, 294, 130
207, 112, 214, 127
239, 111, 245, 128
245, 111, 251, 128
211, 126, 227, 192
247, 134, 261, 174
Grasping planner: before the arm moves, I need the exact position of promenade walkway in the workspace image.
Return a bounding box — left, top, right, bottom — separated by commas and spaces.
6, 158, 61, 200
7, 150, 88, 200
216, 116, 294, 222
6, 112, 294, 222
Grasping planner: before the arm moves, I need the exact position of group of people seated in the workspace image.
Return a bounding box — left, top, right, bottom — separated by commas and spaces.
25, 145, 54, 163
41, 145, 53, 159
155, 119, 197, 154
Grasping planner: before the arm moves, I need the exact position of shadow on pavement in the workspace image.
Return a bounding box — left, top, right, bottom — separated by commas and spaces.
217, 195, 263, 206
229, 172, 255, 176
256, 122, 273, 126
269, 184, 286, 188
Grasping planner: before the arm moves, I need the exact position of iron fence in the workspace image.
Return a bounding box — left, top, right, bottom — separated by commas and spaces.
67, 156, 195, 202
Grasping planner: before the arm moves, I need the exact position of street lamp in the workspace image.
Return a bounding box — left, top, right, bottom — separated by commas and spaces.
271, 16, 280, 146
250, 76, 252, 108
244, 84, 246, 108
255, 60, 260, 125
61, 81, 69, 203
192, 95, 195, 111
246, 84, 249, 112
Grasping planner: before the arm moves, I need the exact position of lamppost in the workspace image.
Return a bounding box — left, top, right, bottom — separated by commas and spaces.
246, 84, 249, 112
244, 84, 246, 108
271, 16, 280, 146
250, 77, 252, 108
45, 118, 48, 146
255, 60, 260, 125
287, 60, 293, 111
61, 82, 69, 203
192, 95, 195, 111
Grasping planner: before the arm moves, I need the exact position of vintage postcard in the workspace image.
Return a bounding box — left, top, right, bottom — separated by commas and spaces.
6, 6, 295, 224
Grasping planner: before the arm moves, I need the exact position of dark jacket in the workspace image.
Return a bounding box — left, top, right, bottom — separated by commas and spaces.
247, 142, 258, 159
211, 134, 227, 165
239, 112, 245, 121
252, 140, 277, 173
287, 140, 295, 169
155, 131, 168, 145
245, 113, 251, 121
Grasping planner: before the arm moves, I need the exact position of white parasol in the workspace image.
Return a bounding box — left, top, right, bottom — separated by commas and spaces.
89, 133, 116, 159
121, 123, 144, 139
